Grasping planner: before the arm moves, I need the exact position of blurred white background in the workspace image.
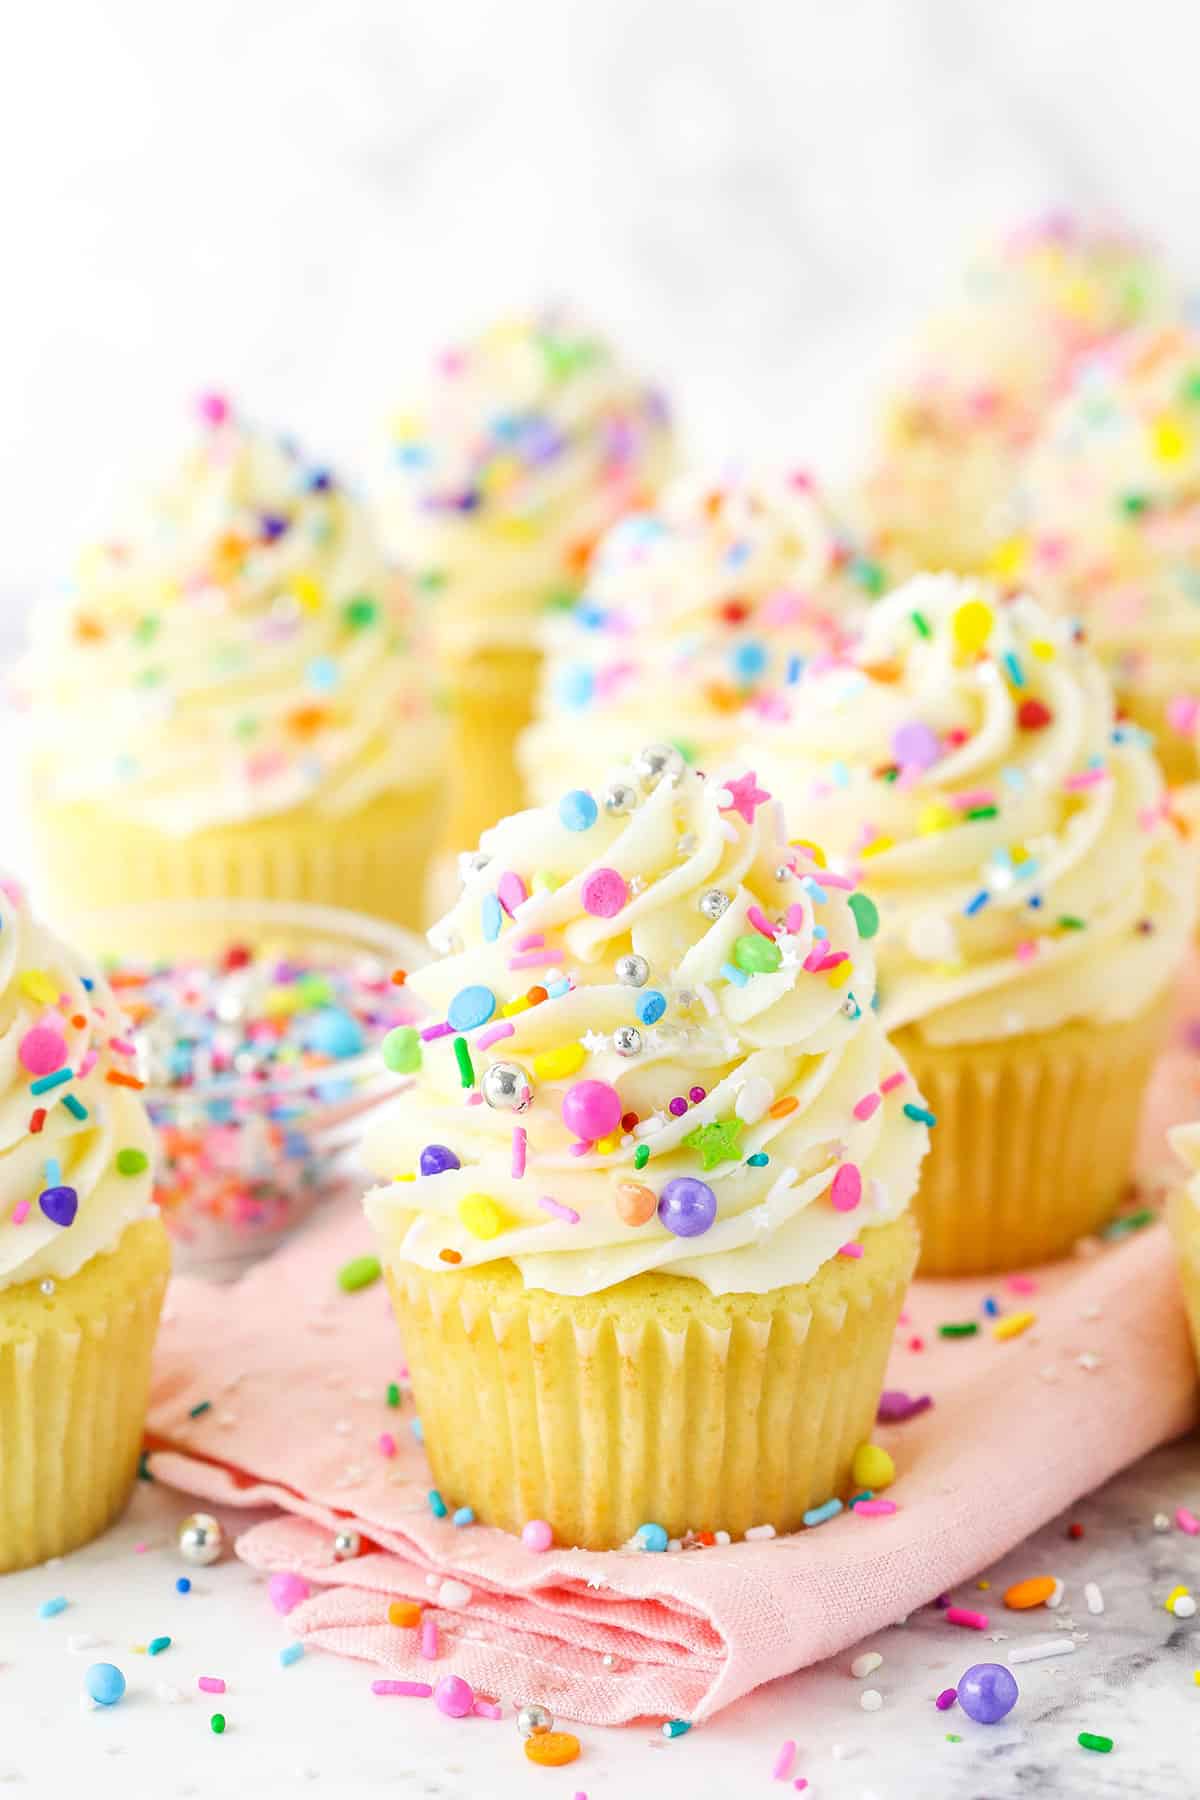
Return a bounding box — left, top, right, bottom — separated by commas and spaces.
4, 0, 1196, 647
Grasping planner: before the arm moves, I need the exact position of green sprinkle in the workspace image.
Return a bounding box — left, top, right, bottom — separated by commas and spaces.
965, 805, 998, 821
137, 1450, 154, 1482
733, 933, 782, 975
939, 1322, 979, 1339
188, 1401, 212, 1419
133, 615, 160, 646
1078, 1733, 1113, 1754
633, 1144, 650, 1172
1101, 1208, 1155, 1239
382, 1026, 422, 1075
296, 973, 334, 1007
210, 1713, 226, 1735
116, 1147, 150, 1176
1118, 492, 1149, 517
343, 596, 379, 629
544, 587, 579, 613
847, 891, 880, 940
1180, 369, 1200, 406
148, 1636, 171, 1656
946, 1733, 962, 1743
62, 1094, 88, 1122
911, 610, 932, 639
1057, 915, 1086, 931
338, 1254, 382, 1293
453, 1036, 475, 1088
386, 1382, 402, 1408
851, 557, 886, 597
903, 1103, 937, 1127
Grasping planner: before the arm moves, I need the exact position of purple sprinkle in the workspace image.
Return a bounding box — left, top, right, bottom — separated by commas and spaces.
893, 721, 941, 771
935, 1688, 958, 1712
935, 1593, 951, 1610
668, 1097, 688, 1118
39, 1185, 78, 1228
688, 1086, 706, 1104
420, 1022, 454, 1042
876, 1390, 933, 1423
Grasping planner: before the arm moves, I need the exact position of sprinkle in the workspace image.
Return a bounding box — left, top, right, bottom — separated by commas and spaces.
279, 1644, 305, 1667
105, 1070, 145, 1090
337, 1255, 381, 1293
1078, 1733, 1113, 1754
38, 1596, 68, 1618
1005, 1577, 1057, 1610
662, 1720, 692, 1739
210, 1713, 227, 1734
746, 905, 778, 940
29, 1067, 71, 1096
382, 1026, 422, 1073
939, 1321, 978, 1339
453, 1037, 475, 1088
176, 1578, 191, 1595
721, 962, 749, 987
115, 1147, 150, 1176
421, 1021, 454, 1042
880, 1071, 907, 1094
481, 894, 503, 941
993, 1310, 1036, 1342
963, 889, 990, 917
830, 1163, 862, 1213
1007, 1636, 1075, 1665
876, 1390, 932, 1422
511, 1126, 527, 1179
559, 790, 599, 832
533, 1043, 587, 1080
803, 1498, 843, 1528
453, 1507, 475, 1528
580, 867, 629, 918
198, 1676, 226, 1694
904, 1103, 937, 1127
147, 1636, 171, 1656
935, 1688, 958, 1711
378, 1433, 396, 1459
420, 1620, 439, 1660
437, 1579, 472, 1609
1064, 767, 1107, 792
853, 1499, 897, 1516
945, 1608, 988, 1631
633, 1144, 650, 1171
768, 1095, 799, 1119
428, 1489, 448, 1518
853, 1092, 881, 1121
772, 1739, 797, 1779
62, 1094, 88, 1121
476, 1020, 515, 1052
188, 1400, 212, 1419
851, 1652, 883, 1678
539, 1194, 581, 1224
30, 1108, 46, 1133
373, 1679, 433, 1697
1177, 1507, 1200, 1535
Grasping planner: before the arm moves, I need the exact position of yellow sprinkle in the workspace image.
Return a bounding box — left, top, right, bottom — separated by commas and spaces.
1029, 637, 1056, 662
827, 961, 854, 987
530, 871, 561, 895
993, 1310, 1036, 1342
933, 960, 966, 979
492, 515, 540, 545
532, 1044, 587, 1081
20, 970, 60, 1008
977, 1580, 990, 1590
1151, 415, 1190, 463
458, 1194, 509, 1239
789, 837, 827, 868
1166, 1584, 1190, 1612
987, 536, 1029, 580
860, 836, 894, 858
917, 801, 955, 835
1193, 1669, 1200, 1686
501, 998, 531, 1019
289, 571, 324, 612
851, 1443, 895, 1490
391, 1172, 416, 1183
480, 454, 522, 497
262, 985, 305, 1017
952, 597, 995, 655
595, 1132, 622, 1154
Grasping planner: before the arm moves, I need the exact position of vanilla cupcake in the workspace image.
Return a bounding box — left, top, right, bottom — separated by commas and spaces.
20, 397, 445, 940
1004, 325, 1200, 784
752, 573, 1195, 1275
858, 213, 1174, 575
362, 756, 929, 1549
1168, 1123, 1200, 1367
372, 310, 674, 865
517, 467, 884, 806
0, 877, 168, 1571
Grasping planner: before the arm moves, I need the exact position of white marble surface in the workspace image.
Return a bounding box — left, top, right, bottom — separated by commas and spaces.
3, 1442, 1199, 1799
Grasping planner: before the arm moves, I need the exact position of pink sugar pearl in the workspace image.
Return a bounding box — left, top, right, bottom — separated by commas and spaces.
562, 1080, 622, 1141
268, 1571, 311, 1615
19, 1026, 67, 1076
433, 1674, 474, 1718
521, 1519, 553, 1553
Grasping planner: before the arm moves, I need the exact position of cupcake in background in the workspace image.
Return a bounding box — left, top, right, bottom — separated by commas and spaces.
0, 876, 169, 1571
1003, 324, 1200, 784
372, 309, 674, 869
751, 573, 1195, 1275
1168, 1123, 1200, 1370
363, 754, 929, 1549
20, 397, 445, 943
857, 213, 1175, 575
517, 467, 885, 807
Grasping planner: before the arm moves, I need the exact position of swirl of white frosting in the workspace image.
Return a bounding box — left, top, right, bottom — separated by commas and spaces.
371, 309, 675, 661
363, 758, 929, 1297
0, 878, 156, 1290
517, 467, 884, 804
751, 574, 1195, 1045
21, 403, 444, 835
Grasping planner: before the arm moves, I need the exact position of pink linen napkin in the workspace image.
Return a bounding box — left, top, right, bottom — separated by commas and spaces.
145, 983, 1200, 1725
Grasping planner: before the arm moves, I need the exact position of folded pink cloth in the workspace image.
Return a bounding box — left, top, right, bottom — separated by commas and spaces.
146, 980, 1200, 1725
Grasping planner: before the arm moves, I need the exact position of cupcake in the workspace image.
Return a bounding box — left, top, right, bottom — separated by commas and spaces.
362, 756, 930, 1549
20, 397, 445, 941
857, 213, 1174, 576
371, 309, 674, 868
751, 573, 1195, 1275
1168, 1123, 1200, 1366
0, 877, 169, 1572
517, 467, 885, 807
1004, 325, 1200, 784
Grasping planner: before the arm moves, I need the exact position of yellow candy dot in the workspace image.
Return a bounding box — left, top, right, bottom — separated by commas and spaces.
595, 1133, 622, 1154
952, 597, 995, 655
789, 837, 827, 868
1151, 415, 1190, 463
289, 571, 325, 612
827, 961, 853, 988
987, 536, 1029, 580
860, 835, 894, 858
262, 985, 304, 1017
1029, 637, 1056, 662
391, 1172, 416, 1183
494, 515, 539, 544
458, 1194, 509, 1239
19, 970, 60, 1008
918, 801, 955, 835
852, 1443, 896, 1491
533, 1043, 587, 1081
530, 871, 560, 895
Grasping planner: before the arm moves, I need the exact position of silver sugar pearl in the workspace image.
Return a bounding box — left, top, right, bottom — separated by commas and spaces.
603, 780, 638, 816
178, 1512, 225, 1566
613, 1025, 643, 1057
633, 743, 684, 792
39, 1278, 55, 1297
699, 887, 731, 921
615, 953, 649, 988
1153, 1512, 1171, 1533
481, 1060, 532, 1112
516, 1702, 554, 1738
332, 1527, 362, 1561
773, 865, 794, 883
458, 849, 492, 882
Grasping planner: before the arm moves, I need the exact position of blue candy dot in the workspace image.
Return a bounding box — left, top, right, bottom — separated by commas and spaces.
85, 1663, 126, 1707
420, 1144, 461, 1177
306, 1008, 365, 1060
635, 1522, 669, 1552
306, 655, 340, 693
176, 1577, 191, 1594
555, 665, 594, 710
558, 789, 599, 832
481, 894, 503, 942
447, 985, 496, 1032
635, 990, 667, 1026
729, 641, 768, 683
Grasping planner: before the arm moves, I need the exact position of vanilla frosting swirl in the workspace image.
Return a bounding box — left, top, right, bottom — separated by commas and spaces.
518, 467, 883, 804
0, 878, 156, 1290
364, 759, 929, 1296
751, 574, 1195, 1045
22, 403, 444, 834
371, 309, 674, 661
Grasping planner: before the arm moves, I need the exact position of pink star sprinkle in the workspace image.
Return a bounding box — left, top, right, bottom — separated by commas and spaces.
720, 771, 771, 823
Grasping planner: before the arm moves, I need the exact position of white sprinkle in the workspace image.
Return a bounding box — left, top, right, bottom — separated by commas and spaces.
437, 1579, 472, 1610
68, 1633, 101, 1654
714, 1531, 731, 1547
860, 1688, 883, 1712
1045, 1578, 1065, 1610
1007, 1636, 1076, 1665
744, 1524, 776, 1541
1174, 1595, 1197, 1619
735, 1076, 773, 1125
1085, 1583, 1104, 1615
1154, 1513, 1171, 1532
851, 1652, 883, 1679
156, 1683, 185, 1703
831, 1743, 857, 1761
1077, 1351, 1101, 1372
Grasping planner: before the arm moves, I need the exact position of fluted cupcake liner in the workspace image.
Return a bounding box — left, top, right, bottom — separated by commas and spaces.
385, 1214, 918, 1551
0, 1218, 170, 1573
1168, 1189, 1200, 1369
1118, 685, 1199, 788
896, 998, 1167, 1277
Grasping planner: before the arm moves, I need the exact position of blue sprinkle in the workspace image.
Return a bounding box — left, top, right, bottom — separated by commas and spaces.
1027, 893, 1044, 910
635, 989, 666, 1025
428, 1489, 447, 1518
147, 1635, 171, 1656
800, 876, 829, 904
411, 1418, 424, 1444
545, 977, 571, 998
558, 789, 599, 832
554, 665, 594, 710
481, 893, 502, 942
38, 1596, 68, 1618
720, 962, 749, 988
452, 1507, 475, 1528
829, 760, 850, 789
662, 1720, 692, 1738
447, 985, 496, 1032
904, 1103, 937, 1127
306, 655, 340, 693
279, 1643, 305, 1667
305, 1008, 365, 1060
635, 1522, 669, 1552
29, 1068, 71, 1097
1002, 650, 1025, 688
729, 640, 767, 683
812, 924, 828, 940
43, 1158, 61, 1186
982, 1296, 999, 1317
803, 1498, 844, 1528
175, 1578, 191, 1595
963, 889, 990, 917
62, 1094, 88, 1121
785, 653, 804, 685
84, 1662, 125, 1706
746, 1152, 769, 1167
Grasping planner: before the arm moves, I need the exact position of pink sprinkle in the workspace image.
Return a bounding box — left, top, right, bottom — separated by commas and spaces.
1177, 1506, 1200, 1536
803, 948, 846, 974
580, 867, 629, 918
772, 1739, 797, 1780
852, 1092, 881, 1121
11, 1200, 29, 1225
945, 1607, 988, 1631
951, 788, 996, 811
475, 1020, 514, 1052
508, 950, 564, 970
378, 1433, 397, 1459
1167, 694, 1200, 736
816, 871, 854, 890
1064, 766, 1107, 791
511, 1127, 527, 1179
747, 905, 778, 940
794, 1783, 809, 1793
539, 1195, 581, 1224
472, 1699, 502, 1719
838, 1243, 864, 1258
77, 1049, 98, 1080
497, 871, 528, 915
785, 903, 807, 934
373, 1679, 432, 1698
830, 1163, 862, 1212
514, 933, 545, 951
1006, 1274, 1037, 1294
134, 1541, 149, 1553
1014, 939, 1038, 965
421, 1021, 454, 1042
880, 1071, 907, 1095
935, 1688, 958, 1712
853, 1499, 898, 1517
420, 1619, 438, 1660
198, 1676, 226, 1694
108, 1037, 136, 1057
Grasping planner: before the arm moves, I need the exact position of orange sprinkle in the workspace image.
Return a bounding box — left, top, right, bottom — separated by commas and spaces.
438, 1248, 462, 1265
524, 1731, 581, 1768
525, 985, 548, 1006
70, 1014, 87, 1030
1004, 1576, 1057, 1610
387, 1600, 422, 1628
768, 1096, 799, 1119
108, 972, 149, 990
286, 704, 331, 739
106, 1070, 145, 1090
391, 970, 408, 987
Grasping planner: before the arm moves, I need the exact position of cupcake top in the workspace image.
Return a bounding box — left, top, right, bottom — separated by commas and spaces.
0, 877, 156, 1291
859, 213, 1174, 571
21, 399, 444, 835
363, 756, 930, 1297
750, 574, 1195, 1046
1170, 1120, 1200, 1209
371, 308, 674, 660
1004, 324, 1200, 723
517, 467, 884, 805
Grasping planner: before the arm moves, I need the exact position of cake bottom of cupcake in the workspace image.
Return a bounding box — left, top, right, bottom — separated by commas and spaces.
0, 1217, 170, 1573
384, 1214, 918, 1551
1117, 683, 1200, 788
896, 996, 1167, 1277
29, 779, 443, 944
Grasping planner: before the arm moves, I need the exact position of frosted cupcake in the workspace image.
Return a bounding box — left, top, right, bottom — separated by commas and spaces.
858, 213, 1174, 575
1004, 325, 1200, 784
363, 756, 929, 1549
372, 309, 674, 863
1168, 1123, 1200, 1367
752, 573, 1195, 1275
517, 467, 884, 806
20, 397, 445, 940
0, 877, 168, 1571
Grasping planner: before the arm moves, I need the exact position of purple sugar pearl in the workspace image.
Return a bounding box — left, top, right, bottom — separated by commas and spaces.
657, 1177, 717, 1238
420, 1144, 461, 1176
688, 1086, 706, 1104
668, 1097, 688, 1118
956, 1663, 1018, 1725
